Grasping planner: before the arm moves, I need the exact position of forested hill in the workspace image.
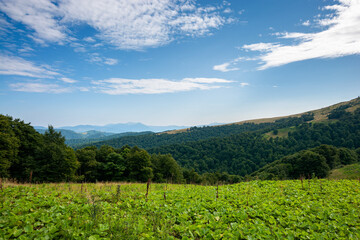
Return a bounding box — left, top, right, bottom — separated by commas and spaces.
1, 97, 360, 183
149, 106, 360, 176
73, 114, 312, 149
75, 97, 360, 150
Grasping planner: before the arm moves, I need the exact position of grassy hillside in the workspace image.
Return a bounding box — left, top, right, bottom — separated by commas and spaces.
329, 163, 360, 180
164, 97, 360, 135
71, 97, 360, 177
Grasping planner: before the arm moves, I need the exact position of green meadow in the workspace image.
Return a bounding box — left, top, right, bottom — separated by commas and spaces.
1, 180, 359, 239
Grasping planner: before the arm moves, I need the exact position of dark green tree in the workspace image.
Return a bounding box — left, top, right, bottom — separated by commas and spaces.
76, 146, 99, 182
102, 152, 126, 181
35, 126, 79, 182
127, 146, 153, 182
0, 115, 19, 177
285, 150, 330, 178
151, 153, 183, 183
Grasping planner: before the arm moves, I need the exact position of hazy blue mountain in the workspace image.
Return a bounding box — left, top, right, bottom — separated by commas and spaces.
57, 122, 189, 133
35, 128, 116, 140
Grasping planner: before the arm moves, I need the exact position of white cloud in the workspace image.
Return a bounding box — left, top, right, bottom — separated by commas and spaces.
223, 8, 232, 14
70, 42, 87, 53
92, 77, 233, 95
243, 42, 281, 52
60, 77, 77, 83
83, 36, 96, 43
0, 54, 59, 78
242, 0, 360, 70
78, 87, 90, 92
0, 15, 12, 31
240, 82, 249, 87
213, 57, 254, 72
87, 53, 118, 65
103, 58, 118, 66
0, 0, 67, 44
18, 46, 35, 53
302, 20, 310, 26
182, 77, 233, 83
10, 82, 71, 93
213, 62, 239, 72
0, 0, 228, 50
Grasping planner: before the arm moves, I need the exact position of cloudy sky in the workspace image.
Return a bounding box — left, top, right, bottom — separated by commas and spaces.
0, 0, 359, 127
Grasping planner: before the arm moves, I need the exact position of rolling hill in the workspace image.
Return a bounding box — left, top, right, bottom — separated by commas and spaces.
73, 97, 360, 176
73, 97, 360, 150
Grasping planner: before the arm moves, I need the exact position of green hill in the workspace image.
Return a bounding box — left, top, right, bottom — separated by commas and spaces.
75, 97, 360, 177
77, 97, 360, 150
329, 163, 360, 180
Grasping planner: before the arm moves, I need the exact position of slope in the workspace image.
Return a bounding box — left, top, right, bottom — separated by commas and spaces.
75, 97, 360, 150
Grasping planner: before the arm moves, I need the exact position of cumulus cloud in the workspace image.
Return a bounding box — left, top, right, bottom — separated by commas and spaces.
10, 82, 71, 93
0, 54, 59, 78
92, 77, 233, 95
0, 0, 228, 50
243, 0, 360, 70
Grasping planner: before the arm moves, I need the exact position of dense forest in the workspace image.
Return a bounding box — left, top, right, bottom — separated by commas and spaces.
149, 108, 360, 176
252, 145, 359, 180
1, 98, 360, 183
75, 113, 315, 150
0, 115, 184, 183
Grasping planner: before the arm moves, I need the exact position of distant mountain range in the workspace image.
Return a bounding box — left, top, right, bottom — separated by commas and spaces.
35, 122, 189, 134
34, 128, 116, 140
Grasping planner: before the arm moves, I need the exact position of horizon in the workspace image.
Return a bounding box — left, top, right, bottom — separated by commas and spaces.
1, 0, 359, 127
33, 96, 358, 130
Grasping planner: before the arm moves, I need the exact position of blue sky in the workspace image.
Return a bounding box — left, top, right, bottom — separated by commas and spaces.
0, 0, 359, 127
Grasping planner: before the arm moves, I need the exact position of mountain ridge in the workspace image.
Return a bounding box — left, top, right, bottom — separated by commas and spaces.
36, 122, 189, 134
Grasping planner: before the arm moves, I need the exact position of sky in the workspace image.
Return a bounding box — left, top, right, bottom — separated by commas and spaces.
0, 0, 359, 128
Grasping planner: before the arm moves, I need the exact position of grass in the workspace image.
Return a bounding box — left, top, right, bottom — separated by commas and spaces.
265, 126, 296, 139
1, 180, 360, 239
329, 163, 360, 180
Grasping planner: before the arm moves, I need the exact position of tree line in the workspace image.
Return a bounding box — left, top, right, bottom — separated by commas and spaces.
75, 113, 315, 150
253, 144, 359, 180
1, 103, 360, 183
148, 108, 360, 176
0, 115, 184, 183
0, 114, 239, 184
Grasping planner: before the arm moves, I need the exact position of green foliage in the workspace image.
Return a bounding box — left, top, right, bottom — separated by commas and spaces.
34, 126, 79, 182
328, 106, 352, 120
1, 181, 359, 239
338, 147, 358, 165
78, 113, 314, 150
0, 116, 79, 182
127, 147, 153, 182
0, 115, 19, 177
287, 150, 330, 179
254, 145, 358, 180
76, 147, 99, 182
151, 154, 183, 183
149, 110, 360, 176
329, 163, 360, 180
